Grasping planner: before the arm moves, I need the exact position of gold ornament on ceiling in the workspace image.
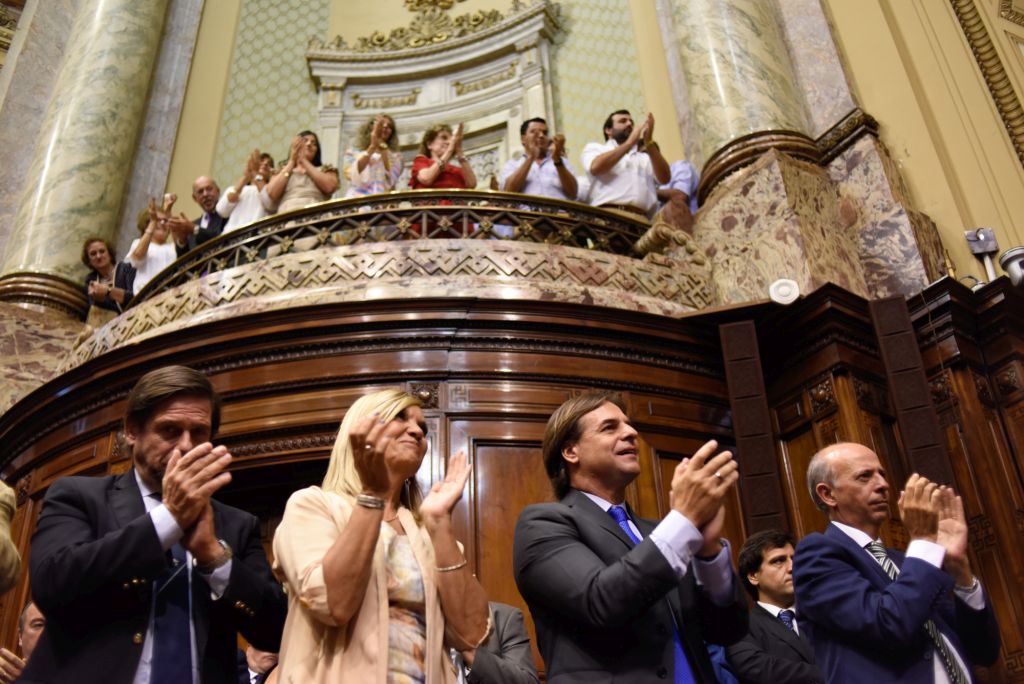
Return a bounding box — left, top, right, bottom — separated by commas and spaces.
404, 0, 466, 11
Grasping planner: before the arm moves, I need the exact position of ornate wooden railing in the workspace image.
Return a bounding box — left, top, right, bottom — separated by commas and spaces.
132, 190, 651, 304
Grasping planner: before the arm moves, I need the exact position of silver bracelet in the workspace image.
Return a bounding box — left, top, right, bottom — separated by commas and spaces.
436, 558, 468, 573
356, 493, 385, 509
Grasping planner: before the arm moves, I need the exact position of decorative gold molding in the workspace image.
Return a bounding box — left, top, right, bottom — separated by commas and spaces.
951, 0, 1024, 167
815, 108, 879, 164
998, 0, 1024, 27
405, 0, 466, 11
354, 5, 502, 53
352, 88, 421, 109
308, 0, 557, 61
453, 61, 517, 96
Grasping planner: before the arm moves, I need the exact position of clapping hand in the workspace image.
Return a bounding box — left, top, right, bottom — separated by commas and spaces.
640, 113, 655, 146
898, 474, 940, 541
550, 134, 566, 161
670, 440, 738, 536
348, 412, 394, 498
419, 450, 470, 526
451, 123, 465, 158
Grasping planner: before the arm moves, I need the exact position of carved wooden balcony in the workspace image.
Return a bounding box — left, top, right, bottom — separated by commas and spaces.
66, 190, 712, 370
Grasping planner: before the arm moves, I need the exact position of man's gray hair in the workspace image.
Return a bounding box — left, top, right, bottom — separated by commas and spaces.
806, 447, 838, 513
18, 600, 34, 632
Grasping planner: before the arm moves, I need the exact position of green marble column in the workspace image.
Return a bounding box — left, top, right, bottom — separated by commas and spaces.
0, 0, 167, 318
666, 0, 817, 202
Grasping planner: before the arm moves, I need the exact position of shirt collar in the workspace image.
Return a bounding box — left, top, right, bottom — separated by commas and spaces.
579, 490, 615, 512
830, 520, 878, 547
757, 601, 794, 617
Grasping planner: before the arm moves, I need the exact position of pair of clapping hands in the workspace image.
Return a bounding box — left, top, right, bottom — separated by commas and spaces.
898, 473, 972, 580
160, 443, 233, 565
670, 440, 738, 557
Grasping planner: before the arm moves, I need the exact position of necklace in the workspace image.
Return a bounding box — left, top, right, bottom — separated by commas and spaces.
384, 513, 399, 522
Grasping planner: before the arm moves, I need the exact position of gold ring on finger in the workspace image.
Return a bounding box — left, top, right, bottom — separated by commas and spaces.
714, 471, 723, 480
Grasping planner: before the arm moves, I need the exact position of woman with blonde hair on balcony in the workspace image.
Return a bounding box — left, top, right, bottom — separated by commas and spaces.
266, 129, 339, 213
272, 388, 490, 683
344, 114, 403, 197
410, 122, 476, 190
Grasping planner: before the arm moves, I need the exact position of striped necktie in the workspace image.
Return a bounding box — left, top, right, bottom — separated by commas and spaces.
866, 541, 968, 684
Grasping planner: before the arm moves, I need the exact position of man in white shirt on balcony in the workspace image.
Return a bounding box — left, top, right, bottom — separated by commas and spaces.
581, 110, 670, 219
500, 118, 578, 201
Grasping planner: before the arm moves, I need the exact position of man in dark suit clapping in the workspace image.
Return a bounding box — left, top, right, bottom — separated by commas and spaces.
513, 391, 747, 683
726, 529, 824, 684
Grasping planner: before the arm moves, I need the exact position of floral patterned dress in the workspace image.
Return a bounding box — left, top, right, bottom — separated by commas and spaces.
382, 523, 427, 684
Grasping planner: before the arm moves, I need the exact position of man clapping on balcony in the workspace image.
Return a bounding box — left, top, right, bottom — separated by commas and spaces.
500, 118, 578, 201
582, 109, 670, 219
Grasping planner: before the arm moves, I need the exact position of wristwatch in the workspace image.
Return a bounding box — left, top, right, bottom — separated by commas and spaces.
194, 539, 233, 573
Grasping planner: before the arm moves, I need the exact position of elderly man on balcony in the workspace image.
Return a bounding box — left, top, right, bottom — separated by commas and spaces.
582, 110, 670, 219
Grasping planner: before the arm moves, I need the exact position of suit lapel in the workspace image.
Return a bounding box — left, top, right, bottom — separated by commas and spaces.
824, 523, 894, 586
110, 469, 147, 528
755, 605, 815, 662
564, 489, 636, 550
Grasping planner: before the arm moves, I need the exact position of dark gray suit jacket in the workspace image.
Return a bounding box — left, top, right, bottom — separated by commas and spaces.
513, 489, 747, 683
23, 469, 286, 684
467, 602, 539, 684
725, 603, 824, 684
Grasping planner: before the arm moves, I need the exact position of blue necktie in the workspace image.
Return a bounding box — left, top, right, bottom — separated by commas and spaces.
151, 542, 192, 683
607, 505, 696, 684
778, 609, 796, 631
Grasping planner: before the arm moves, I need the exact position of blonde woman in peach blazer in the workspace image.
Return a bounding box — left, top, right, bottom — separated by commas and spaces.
273, 389, 490, 683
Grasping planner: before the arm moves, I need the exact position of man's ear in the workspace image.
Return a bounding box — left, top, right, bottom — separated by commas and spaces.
562, 442, 580, 466
747, 571, 760, 589
123, 419, 138, 449
816, 482, 836, 507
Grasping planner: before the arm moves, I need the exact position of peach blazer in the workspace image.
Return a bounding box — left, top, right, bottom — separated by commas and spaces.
273, 487, 469, 684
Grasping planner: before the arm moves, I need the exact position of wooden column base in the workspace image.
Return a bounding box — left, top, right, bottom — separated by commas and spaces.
0, 272, 89, 320
697, 129, 820, 205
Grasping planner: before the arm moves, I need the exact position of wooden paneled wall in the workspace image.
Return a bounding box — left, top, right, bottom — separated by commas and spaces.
0, 280, 1021, 680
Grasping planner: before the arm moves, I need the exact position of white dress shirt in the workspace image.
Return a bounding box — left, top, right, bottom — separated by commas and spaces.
499, 153, 578, 200
580, 139, 659, 215
580, 491, 735, 605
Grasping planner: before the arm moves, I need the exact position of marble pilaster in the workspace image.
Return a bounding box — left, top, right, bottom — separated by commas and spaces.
695, 148, 867, 305
662, 0, 812, 168
115, 0, 204, 260
0, 0, 167, 291
0, 0, 84, 263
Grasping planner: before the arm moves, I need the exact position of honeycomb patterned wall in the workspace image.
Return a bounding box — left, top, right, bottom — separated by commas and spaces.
209, 0, 646, 189
547, 0, 647, 164
212, 0, 329, 188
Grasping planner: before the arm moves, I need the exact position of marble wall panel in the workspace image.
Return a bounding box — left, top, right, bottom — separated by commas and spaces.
0, 304, 86, 414
0, 0, 83, 267
115, 0, 205, 260
695, 149, 868, 304
827, 136, 946, 297
774, 0, 859, 138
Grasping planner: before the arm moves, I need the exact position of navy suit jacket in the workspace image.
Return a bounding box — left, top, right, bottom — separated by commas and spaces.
23, 470, 287, 684
793, 523, 1000, 683
513, 489, 747, 683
